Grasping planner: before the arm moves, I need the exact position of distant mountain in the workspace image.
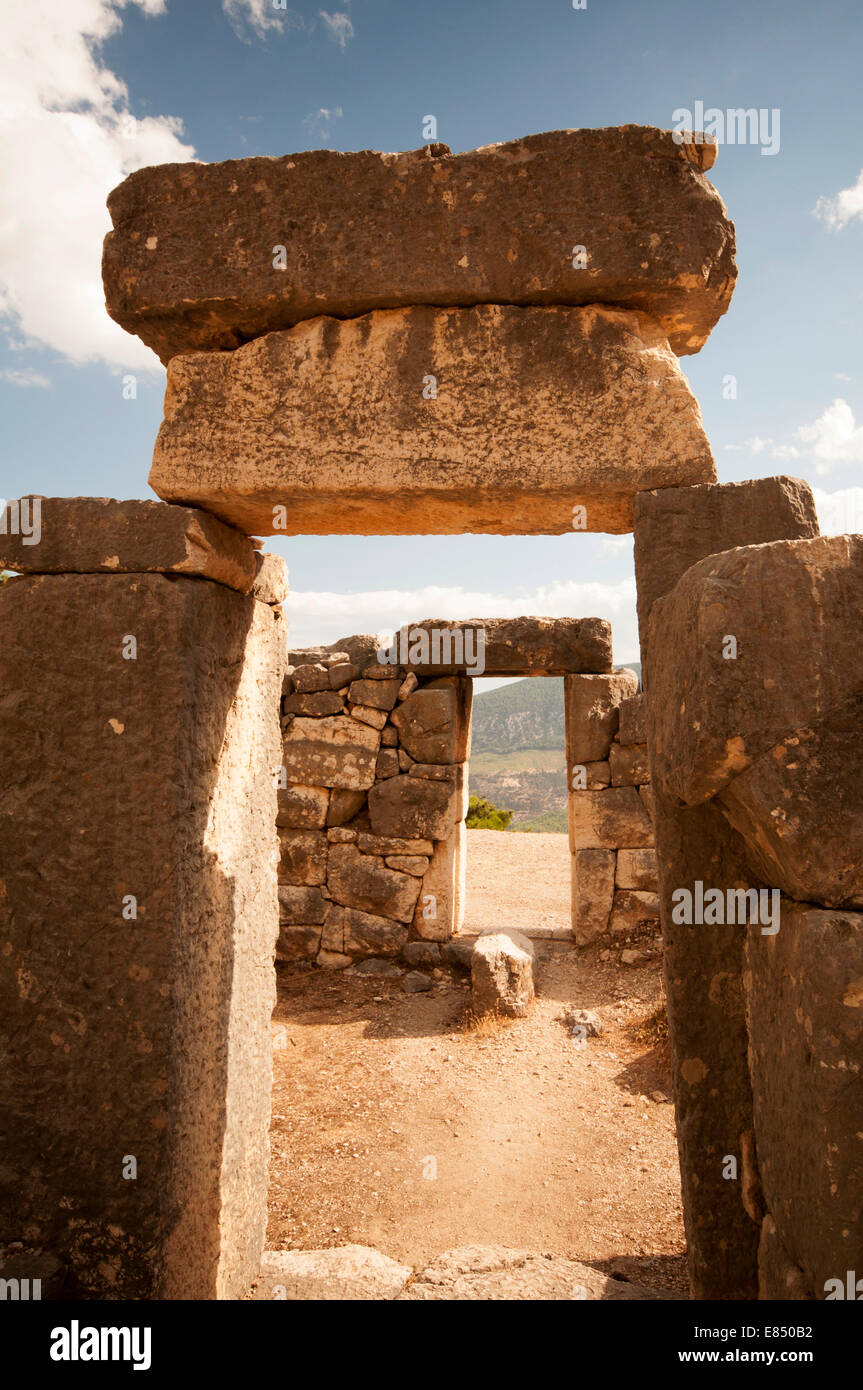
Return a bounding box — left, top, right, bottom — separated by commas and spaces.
468, 667, 641, 830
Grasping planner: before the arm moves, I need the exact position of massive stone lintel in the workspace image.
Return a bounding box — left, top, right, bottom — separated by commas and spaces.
150, 305, 716, 536
0, 496, 257, 593
103, 127, 736, 364
633, 475, 820, 1301
379, 617, 612, 676
0, 572, 285, 1298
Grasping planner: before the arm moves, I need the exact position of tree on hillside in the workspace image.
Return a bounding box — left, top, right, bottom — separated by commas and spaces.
465, 794, 513, 831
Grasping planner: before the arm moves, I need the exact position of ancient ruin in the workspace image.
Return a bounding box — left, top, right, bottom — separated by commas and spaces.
0, 126, 860, 1303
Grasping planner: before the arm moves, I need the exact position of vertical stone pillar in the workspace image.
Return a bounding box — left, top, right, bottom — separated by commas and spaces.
0, 566, 285, 1298
632, 477, 819, 1299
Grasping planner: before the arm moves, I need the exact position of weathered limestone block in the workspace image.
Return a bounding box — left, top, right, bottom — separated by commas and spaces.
609, 742, 650, 786
718, 692, 863, 910
278, 885, 328, 924
414, 824, 466, 941
581, 761, 611, 789
572, 848, 616, 944
104, 127, 734, 364
386, 855, 429, 877
608, 890, 661, 935
471, 932, 535, 1018
278, 829, 328, 886
389, 678, 470, 765
251, 1245, 413, 1301
291, 662, 330, 692
276, 925, 321, 961
357, 833, 434, 856
565, 670, 639, 764
618, 694, 648, 745
633, 475, 819, 1301
338, 906, 409, 957
283, 690, 345, 717
348, 678, 401, 711
568, 787, 653, 850
746, 902, 863, 1300
0, 496, 257, 592
252, 551, 289, 604
0, 572, 284, 1300
616, 848, 659, 891
375, 748, 400, 780
648, 535, 863, 808
326, 788, 367, 826
277, 783, 329, 829
633, 476, 819, 688
283, 715, 379, 789
350, 704, 388, 730
369, 774, 460, 841
327, 843, 421, 923
150, 305, 716, 537
377, 617, 613, 676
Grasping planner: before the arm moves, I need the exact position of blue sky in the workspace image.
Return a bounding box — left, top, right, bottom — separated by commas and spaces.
2, 0, 862, 660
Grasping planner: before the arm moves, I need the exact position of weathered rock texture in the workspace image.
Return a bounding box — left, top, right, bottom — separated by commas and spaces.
471, 931, 535, 1018
378, 617, 612, 676
635, 476, 863, 1303
104, 127, 735, 364
150, 304, 716, 536
0, 570, 286, 1299
565, 678, 659, 944
0, 496, 257, 593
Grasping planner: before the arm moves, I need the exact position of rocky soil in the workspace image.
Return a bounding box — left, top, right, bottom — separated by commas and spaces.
266, 832, 685, 1296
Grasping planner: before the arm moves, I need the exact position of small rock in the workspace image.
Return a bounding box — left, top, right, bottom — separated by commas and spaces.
651, 1090, 670, 1104
401, 941, 441, 970
620, 948, 649, 965
402, 970, 433, 993
350, 958, 402, 978
561, 1007, 602, 1037
442, 939, 474, 971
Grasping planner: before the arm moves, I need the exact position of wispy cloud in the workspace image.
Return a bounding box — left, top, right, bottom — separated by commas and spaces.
0, 367, 52, 389
302, 105, 343, 144
319, 9, 354, 49
814, 170, 863, 230
725, 398, 863, 474
813, 486, 863, 536
223, 0, 306, 41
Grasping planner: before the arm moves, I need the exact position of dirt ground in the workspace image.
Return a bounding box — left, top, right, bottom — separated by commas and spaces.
266, 833, 687, 1296
462, 828, 572, 936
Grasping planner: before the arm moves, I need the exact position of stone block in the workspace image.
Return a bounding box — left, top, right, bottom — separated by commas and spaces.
618, 694, 647, 745
568, 787, 653, 850
282, 690, 345, 717
104, 128, 734, 363
339, 907, 409, 957
291, 663, 330, 693
348, 678, 401, 711
150, 305, 716, 537
278, 885, 328, 925
0, 496, 256, 593
609, 742, 651, 786
565, 670, 639, 764
413, 825, 465, 941
471, 932, 535, 1018
277, 783, 329, 830
252, 551, 289, 604
283, 715, 379, 790
390, 679, 469, 764
278, 829, 328, 886
615, 848, 659, 891
326, 789, 367, 827
0, 572, 284, 1299
377, 617, 613, 677
276, 925, 321, 961
608, 889, 661, 935
572, 848, 616, 944
327, 844, 421, 924
369, 774, 461, 842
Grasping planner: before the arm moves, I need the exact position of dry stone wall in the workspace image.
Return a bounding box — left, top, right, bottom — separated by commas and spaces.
565, 673, 659, 945
277, 641, 471, 966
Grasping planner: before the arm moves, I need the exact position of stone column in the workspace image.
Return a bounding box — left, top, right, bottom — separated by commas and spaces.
632, 477, 819, 1299
0, 504, 286, 1299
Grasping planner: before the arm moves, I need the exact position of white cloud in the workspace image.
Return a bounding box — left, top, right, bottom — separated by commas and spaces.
223, 0, 305, 40
812, 486, 863, 536
0, 367, 52, 389
0, 0, 195, 371
795, 397, 863, 473
285, 576, 641, 665
319, 10, 354, 49
814, 170, 863, 230
725, 434, 772, 455
302, 105, 343, 143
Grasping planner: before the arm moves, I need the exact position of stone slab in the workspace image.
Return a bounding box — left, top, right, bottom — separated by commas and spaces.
104, 127, 734, 363
0, 573, 284, 1299
150, 305, 716, 536
0, 496, 256, 593
565, 670, 639, 764
374, 617, 613, 676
